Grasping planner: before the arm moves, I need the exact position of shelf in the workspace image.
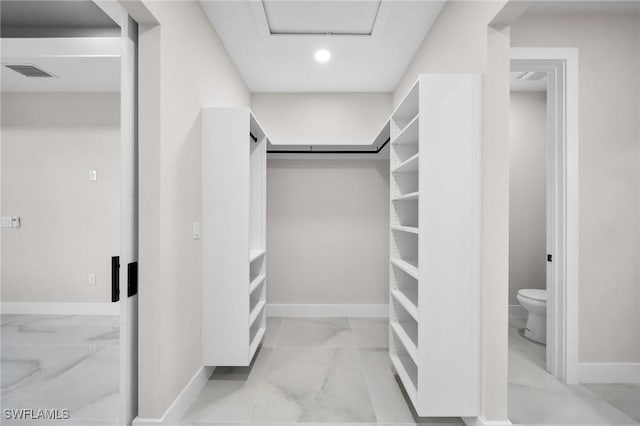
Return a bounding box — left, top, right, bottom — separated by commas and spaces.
390, 354, 418, 405
249, 274, 266, 294
249, 326, 266, 360
392, 192, 419, 202
249, 300, 266, 327
392, 80, 419, 125
391, 225, 419, 235
392, 153, 419, 174
392, 114, 419, 146
391, 258, 418, 280
249, 249, 266, 263
391, 289, 418, 321
391, 321, 418, 365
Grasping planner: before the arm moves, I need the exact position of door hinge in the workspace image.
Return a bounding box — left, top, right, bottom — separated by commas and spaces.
547, 254, 553, 262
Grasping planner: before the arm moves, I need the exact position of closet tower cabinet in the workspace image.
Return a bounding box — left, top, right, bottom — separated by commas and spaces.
389, 74, 481, 416
202, 107, 267, 366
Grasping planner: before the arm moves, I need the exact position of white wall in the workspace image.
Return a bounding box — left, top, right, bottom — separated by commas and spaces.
253, 93, 392, 308
135, 1, 250, 418
509, 91, 547, 305
394, 1, 510, 422
511, 12, 640, 364
1, 93, 119, 303
267, 159, 389, 306
251, 93, 391, 146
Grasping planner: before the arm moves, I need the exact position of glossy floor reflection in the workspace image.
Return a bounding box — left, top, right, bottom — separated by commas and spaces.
182, 317, 463, 426
508, 317, 640, 425
1, 314, 120, 426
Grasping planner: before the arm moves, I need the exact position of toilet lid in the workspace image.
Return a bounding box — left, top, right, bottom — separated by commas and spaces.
518, 289, 547, 302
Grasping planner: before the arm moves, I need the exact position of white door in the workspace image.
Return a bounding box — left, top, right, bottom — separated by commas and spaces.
545, 64, 560, 378
93, 2, 139, 423
119, 14, 139, 426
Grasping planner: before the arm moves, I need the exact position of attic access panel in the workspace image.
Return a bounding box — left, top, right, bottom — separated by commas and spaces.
262, 0, 382, 35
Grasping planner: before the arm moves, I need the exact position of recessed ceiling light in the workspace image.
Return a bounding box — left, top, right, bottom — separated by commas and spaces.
315, 49, 331, 63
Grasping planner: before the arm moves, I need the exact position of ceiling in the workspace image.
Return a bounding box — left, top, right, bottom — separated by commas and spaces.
527, 0, 640, 14
0, 0, 121, 93
200, 0, 446, 92
1, 0, 119, 37
1, 38, 121, 93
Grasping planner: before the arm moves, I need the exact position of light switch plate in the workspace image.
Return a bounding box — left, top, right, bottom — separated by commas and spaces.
89, 170, 97, 181
193, 222, 201, 240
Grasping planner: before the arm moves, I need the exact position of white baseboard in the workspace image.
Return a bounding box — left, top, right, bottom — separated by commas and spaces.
267, 303, 388, 318
579, 362, 640, 383
1, 302, 119, 315
509, 304, 527, 318
463, 416, 513, 426
133, 365, 214, 426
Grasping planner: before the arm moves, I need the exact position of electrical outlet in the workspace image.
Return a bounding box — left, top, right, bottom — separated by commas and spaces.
89, 273, 96, 286
193, 222, 201, 240
89, 170, 97, 181
1, 217, 12, 228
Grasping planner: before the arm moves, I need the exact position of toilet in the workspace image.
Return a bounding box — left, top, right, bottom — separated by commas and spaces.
516, 289, 547, 344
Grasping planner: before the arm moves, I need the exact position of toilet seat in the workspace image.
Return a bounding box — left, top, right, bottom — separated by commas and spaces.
518, 289, 547, 303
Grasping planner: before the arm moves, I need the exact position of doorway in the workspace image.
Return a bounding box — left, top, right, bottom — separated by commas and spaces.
510, 48, 579, 384
0, 1, 138, 424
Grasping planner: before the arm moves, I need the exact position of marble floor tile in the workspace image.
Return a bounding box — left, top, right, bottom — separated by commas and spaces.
380, 423, 464, 426
1, 314, 36, 327
1, 314, 120, 424
509, 379, 638, 425
358, 348, 415, 423
508, 317, 545, 370
349, 318, 389, 348
262, 317, 282, 347
182, 347, 272, 423
1, 315, 120, 346
508, 319, 638, 425
584, 384, 640, 422
1, 418, 121, 426
274, 317, 357, 347
6, 345, 120, 420
250, 346, 376, 423
1, 344, 106, 401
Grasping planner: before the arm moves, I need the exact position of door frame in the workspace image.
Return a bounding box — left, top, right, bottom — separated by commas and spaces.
510, 47, 579, 384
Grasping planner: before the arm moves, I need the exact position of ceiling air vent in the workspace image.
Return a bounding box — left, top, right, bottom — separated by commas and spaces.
5, 64, 56, 78
516, 71, 547, 81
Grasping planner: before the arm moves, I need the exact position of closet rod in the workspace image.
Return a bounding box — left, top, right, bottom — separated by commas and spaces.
267, 137, 390, 155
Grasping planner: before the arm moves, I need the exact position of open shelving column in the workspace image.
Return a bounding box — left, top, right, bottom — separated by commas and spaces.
389, 74, 482, 416
202, 108, 267, 367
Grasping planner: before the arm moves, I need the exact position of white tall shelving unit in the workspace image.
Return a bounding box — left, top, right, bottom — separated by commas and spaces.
389, 74, 482, 416
202, 107, 267, 366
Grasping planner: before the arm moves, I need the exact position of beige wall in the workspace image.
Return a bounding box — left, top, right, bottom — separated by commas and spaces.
395, 1, 505, 104
251, 93, 391, 146
136, 1, 250, 418
253, 93, 392, 306
394, 1, 510, 421
511, 12, 640, 364
267, 160, 389, 305
509, 92, 547, 305
1, 93, 119, 303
